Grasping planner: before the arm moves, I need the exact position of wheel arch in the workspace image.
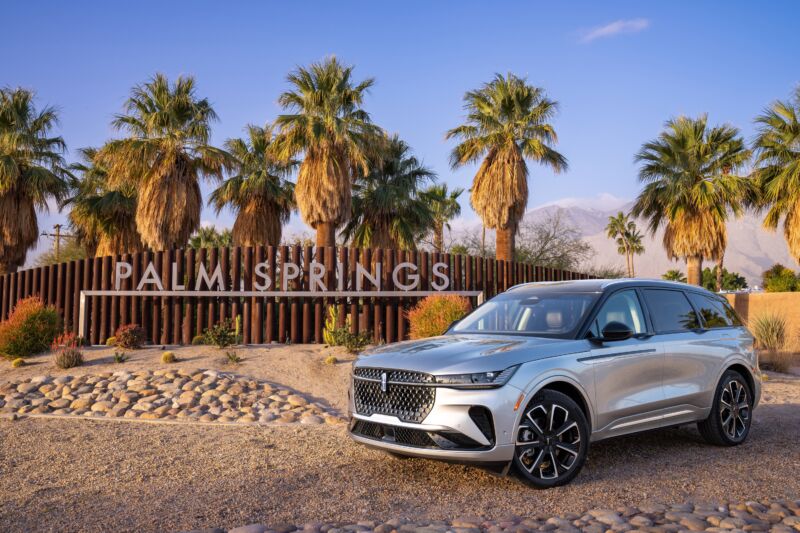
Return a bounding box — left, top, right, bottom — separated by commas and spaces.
723, 362, 756, 397
524, 376, 593, 432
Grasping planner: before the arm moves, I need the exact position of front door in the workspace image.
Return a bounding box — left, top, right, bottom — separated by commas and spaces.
585, 289, 665, 433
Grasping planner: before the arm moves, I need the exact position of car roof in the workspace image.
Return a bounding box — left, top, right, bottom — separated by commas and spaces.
506, 278, 716, 296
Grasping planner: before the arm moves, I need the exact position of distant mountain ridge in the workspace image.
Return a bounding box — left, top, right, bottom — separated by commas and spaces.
457, 196, 797, 287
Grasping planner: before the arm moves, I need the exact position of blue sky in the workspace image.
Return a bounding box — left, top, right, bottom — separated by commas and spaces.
4, 1, 800, 248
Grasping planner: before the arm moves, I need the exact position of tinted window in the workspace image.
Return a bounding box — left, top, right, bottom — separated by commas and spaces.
588, 290, 646, 337
642, 289, 701, 333
687, 293, 735, 328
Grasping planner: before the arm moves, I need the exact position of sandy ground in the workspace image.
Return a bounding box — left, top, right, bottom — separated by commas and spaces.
0, 354, 798, 533
0, 344, 356, 412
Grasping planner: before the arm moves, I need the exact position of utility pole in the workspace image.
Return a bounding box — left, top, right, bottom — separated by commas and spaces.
41, 224, 75, 262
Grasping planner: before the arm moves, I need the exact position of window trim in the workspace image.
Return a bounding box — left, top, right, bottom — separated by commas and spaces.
683, 290, 742, 331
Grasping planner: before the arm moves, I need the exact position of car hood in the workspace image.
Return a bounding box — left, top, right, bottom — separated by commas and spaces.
355, 334, 589, 375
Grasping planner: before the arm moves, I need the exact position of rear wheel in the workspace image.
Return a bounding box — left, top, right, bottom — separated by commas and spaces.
512, 389, 589, 488
697, 370, 753, 446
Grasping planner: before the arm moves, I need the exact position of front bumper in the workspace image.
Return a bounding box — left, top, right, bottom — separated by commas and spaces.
347, 380, 522, 463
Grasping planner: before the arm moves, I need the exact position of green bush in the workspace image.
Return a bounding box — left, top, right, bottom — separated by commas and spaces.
105, 336, 117, 346
225, 350, 242, 364
341, 331, 372, 354
161, 351, 176, 364
750, 313, 787, 352
113, 350, 129, 363
203, 319, 236, 348
191, 335, 205, 346
54, 346, 84, 369
762, 264, 798, 292
114, 324, 147, 349
322, 307, 371, 353
0, 297, 61, 358
407, 294, 471, 339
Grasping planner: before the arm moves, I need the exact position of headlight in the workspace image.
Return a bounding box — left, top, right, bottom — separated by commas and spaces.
434, 365, 519, 389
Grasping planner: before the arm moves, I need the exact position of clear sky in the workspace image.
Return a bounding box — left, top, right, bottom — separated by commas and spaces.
3, 1, 800, 252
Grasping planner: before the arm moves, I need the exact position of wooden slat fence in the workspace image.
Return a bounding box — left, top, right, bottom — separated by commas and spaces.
0, 246, 592, 345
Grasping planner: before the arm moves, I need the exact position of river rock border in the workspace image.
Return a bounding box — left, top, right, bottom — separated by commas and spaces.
198, 499, 800, 533
0, 369, 344, 425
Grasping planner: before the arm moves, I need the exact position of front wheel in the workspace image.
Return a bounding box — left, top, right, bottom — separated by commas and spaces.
512, 389, 589, 488
697, 370, 753, 446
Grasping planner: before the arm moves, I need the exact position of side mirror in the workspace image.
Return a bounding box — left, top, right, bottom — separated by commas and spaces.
600, 321, 634, 342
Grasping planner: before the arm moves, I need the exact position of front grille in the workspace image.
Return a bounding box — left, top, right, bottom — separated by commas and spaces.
353, 367, 436, 423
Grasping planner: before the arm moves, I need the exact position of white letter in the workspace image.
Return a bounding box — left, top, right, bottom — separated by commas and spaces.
431, 262, 450, 291
171, 262, 185, 290
195, 262, 225, 291
115, 261, 132, 290
309, 261, 326, 291
254, 262, 271, 291
356, 262, 381, 291
136, 262, 164, 291
281, 262, 300, 291
393, 262, 419, 291
337, 260, 345, 291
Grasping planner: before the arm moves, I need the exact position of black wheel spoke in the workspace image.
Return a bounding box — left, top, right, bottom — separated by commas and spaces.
515, 399, 583, 482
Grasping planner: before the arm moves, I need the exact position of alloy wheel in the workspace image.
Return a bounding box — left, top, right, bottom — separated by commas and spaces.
719, 378, 750, 441
516, 401, 582, 480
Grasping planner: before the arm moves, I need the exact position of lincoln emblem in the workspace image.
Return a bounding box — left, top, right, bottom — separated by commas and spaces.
380, 372, 388, 393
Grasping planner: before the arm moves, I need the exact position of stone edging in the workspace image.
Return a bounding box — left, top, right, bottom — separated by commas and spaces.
0, 369, 344, 426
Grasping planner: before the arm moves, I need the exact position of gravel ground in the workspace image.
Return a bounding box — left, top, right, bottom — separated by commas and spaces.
1, 373, 798, 533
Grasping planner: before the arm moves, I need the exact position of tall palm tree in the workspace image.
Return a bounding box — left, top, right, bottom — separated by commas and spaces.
273, 57, 382, 248
65, 147, 142, 257
341, 136, 435, 250
605, 211, 644, 277
209, 125, 296, 247
98, 74, 230, 251
631, 115, 751, 285
447, 73, 567, 261
753, 87, 800, 262
421, 183, 463, 253
0, 88, 71, 274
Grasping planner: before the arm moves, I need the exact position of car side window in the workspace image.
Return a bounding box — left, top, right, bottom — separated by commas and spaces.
642, 289, 701, 333
588, 290, 646, 337
687, 292, 734, 329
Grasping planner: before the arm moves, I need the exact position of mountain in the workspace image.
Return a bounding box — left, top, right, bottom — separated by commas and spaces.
457, 196, 798, 287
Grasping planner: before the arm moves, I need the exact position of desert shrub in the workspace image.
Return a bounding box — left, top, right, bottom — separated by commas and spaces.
0, 297, 61, 358
191, 335, 205, 346
225, 350, 242, 364
11, 357, 24, 368
203, 319, 236, 348
105, 336, 117, 346
322, 307, 371, 353
52, 333, 84, 369
407, 294, 471, 339
114, 324, 147, 349
750, 313, 787, 352
113, 350, 129, 363
342, 331, 371, 354
324, 355, 338, 365
762, 350, 795, 374
161, 351, 176, 364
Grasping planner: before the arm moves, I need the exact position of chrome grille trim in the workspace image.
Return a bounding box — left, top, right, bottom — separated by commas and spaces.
352, 367, 436, 423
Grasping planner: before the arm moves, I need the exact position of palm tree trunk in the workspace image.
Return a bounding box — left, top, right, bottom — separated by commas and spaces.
481, 225, 486, 257
630, 252, 636, 277
686, 255, 703, 286
716, 255, 724, 292
316, 222, 336, 249
496, 224, 516, 262
433, 223, 444, 253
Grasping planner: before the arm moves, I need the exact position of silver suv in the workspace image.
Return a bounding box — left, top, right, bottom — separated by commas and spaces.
348, 280, 760, 487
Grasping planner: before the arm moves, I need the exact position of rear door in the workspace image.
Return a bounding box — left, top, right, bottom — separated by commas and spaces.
584, 289, 665, 432
641, 289, 711, 420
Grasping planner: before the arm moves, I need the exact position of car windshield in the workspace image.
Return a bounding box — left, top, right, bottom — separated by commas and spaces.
451, 290, 599, 339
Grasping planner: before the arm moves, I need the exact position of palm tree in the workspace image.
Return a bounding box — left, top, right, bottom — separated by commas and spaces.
65, 147, 142, 257
421, 183, 463, 253
753, 87, 800, 262
605, 211, 645, 277
631, 115, 751, 285
0, 88, 71, 274
209, 125, 296, 247
341, 136, 435, 250
98, 74, 230, 251
662, 269, 687, 283
447, 73, 567, 261
273, 57, 382, 248
188, 226, 233, 249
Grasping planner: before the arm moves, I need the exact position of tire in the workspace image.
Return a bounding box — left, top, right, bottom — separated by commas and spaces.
697, 370, 753, 446
512, 389, 590, 488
